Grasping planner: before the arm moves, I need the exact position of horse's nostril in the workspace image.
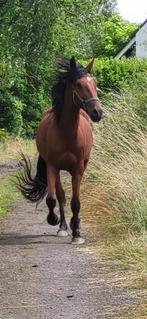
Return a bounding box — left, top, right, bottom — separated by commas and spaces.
92, 108, 103, 122
93, 109, 98, 116
94, 109, 103, 117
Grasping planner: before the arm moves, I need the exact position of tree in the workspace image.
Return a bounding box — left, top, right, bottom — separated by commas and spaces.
0, 0, 117, 62
49, 0, 117, 59
1, 1, 138, 137
89, 13, 138, 57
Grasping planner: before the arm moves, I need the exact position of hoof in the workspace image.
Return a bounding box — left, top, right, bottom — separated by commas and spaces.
72, 237, 85, 245
57, 230, 69, 237
47, 213, 59, 226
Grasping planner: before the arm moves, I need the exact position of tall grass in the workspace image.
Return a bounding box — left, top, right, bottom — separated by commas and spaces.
0, 133, 36, 216
81, 83, 147, 276
0, 131, 36, 161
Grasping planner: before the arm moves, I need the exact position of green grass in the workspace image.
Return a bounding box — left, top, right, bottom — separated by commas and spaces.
0, 175, 20, 217
0, 135, 36, 217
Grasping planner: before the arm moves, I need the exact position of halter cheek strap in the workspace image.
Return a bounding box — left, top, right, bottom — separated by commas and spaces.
73, 87, 100, 112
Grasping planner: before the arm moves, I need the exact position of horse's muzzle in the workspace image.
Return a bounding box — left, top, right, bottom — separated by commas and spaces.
91, 108, 103, 122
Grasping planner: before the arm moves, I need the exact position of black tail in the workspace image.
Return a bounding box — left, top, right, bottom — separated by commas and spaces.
16, 154, 47, 203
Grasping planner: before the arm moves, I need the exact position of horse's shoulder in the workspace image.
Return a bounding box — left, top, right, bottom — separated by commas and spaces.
41, 107, 53, 119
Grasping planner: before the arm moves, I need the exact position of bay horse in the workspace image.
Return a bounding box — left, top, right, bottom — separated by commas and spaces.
18, 57, 103, 244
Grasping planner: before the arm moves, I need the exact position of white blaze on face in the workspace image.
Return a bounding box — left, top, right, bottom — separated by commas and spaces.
87, 76, 92, 82
86, 76, 96, 93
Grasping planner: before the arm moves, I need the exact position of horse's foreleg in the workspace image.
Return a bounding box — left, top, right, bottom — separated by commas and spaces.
46, 166, 59, 226
70, 172, 85, 244
56, 174, 68, 237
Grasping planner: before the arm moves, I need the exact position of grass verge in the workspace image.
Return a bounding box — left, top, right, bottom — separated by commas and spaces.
0, 135, 36, 161
81, 86, 147, 311
0, 175, 20, 218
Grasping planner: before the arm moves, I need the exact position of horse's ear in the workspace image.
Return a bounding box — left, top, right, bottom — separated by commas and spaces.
70, 57, 76, 69
86, 58, 95, 73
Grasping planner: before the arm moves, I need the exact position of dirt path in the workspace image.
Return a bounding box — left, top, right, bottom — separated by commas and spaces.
0, 194, 139, 319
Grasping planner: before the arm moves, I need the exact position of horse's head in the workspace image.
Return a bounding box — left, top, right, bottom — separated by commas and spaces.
71, 57, 103, 122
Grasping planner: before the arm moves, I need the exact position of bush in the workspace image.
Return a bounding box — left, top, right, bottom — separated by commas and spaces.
0, 129, 8, 142
92, 58, 147, 131
93, 57, 147, 91
0, 92, 24, 136
0, 61, 26, 135
0, 60, 52, 137
1, 57, 147, 137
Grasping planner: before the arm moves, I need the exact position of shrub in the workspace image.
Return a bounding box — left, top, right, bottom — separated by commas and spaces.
92, 58, 147, 131
93, 57, 147, 91
0, 129, 8, 142
0, 60, 52, 137
1, 57, 147, 137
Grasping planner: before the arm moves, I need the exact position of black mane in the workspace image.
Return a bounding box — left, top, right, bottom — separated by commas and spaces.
51, 57, 88, 122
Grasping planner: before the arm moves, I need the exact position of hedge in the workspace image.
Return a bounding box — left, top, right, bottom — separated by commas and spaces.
93, 57, 147, 91
0, 57, 147, 137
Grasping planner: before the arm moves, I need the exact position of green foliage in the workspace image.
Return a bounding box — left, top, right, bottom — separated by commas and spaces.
0, 61, 24, 135
1, 56, 147, 137
0, 93, 23, 135
0, 0, 57, 62
49, 1, 118, 59
0, 0, 142, 137
93, 57, 147, 91
92, 58, 147, 130
0, 59, 52, 137
0, 0, 117, 62
0, 129, 8, 142
93, 14, 138, 57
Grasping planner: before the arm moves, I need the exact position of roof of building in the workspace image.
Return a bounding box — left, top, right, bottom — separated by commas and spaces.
114, 19, 147, 59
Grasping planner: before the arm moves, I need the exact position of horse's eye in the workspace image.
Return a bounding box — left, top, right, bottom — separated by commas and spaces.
76, 82, 82, 89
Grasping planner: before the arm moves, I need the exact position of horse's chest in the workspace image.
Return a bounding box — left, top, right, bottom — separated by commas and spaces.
58, 152, 78, 168
49, 131, 92, 168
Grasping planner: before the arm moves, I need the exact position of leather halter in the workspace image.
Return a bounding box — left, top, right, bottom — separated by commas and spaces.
73, 87, 100, 113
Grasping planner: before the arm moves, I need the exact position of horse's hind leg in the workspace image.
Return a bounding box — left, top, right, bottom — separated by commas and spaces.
46, 166, 59, 226
56, 174, 68, 237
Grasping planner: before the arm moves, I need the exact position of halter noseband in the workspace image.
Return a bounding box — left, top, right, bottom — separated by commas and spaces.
73, 87, 100, 112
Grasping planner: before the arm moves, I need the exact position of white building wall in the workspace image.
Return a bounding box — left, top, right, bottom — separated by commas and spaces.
136, 23, 147, 57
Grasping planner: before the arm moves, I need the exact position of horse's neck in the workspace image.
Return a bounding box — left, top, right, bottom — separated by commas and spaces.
59, 86, 80, 138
